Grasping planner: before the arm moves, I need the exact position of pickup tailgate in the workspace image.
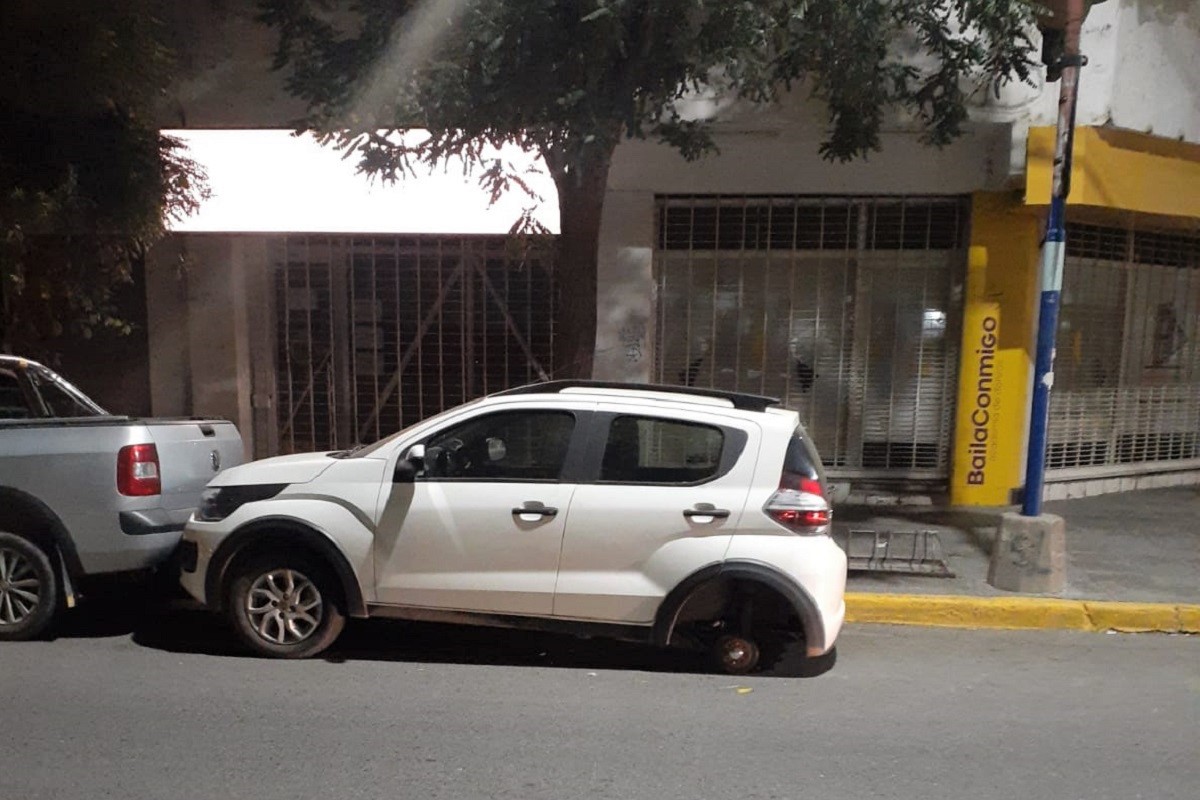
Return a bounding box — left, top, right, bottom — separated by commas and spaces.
147, 420, 244, 511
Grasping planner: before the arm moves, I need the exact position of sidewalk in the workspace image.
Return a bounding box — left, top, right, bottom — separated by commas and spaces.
834, 486, 1200, 633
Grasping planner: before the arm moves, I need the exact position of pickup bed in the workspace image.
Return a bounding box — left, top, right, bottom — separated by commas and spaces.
0, 355, 242, 639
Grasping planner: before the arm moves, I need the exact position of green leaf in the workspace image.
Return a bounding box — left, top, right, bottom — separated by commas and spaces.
253, 0, 1039, 376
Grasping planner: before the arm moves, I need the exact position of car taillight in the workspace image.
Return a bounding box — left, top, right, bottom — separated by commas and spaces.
770, 506, 832, 525
779, 472, 825, 498
117, 444, 161, 496
765, 471, 831, 534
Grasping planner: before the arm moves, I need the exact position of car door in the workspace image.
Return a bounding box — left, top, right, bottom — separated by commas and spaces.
553, 407, 758, 623
373, 406, 586, 616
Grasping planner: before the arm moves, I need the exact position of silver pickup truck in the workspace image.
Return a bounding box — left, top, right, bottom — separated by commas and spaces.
0, 355, 243, 640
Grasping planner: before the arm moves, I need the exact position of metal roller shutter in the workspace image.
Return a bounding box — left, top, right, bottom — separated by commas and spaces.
1048, 224, 1200, 476
655, 196, 966, 481
273, 235, 555, 454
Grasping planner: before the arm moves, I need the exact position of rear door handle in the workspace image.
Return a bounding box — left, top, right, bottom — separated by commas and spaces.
512, 504, 558, 518
683, 506, 730, 520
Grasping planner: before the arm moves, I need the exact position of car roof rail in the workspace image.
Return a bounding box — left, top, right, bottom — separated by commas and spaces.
491, 380, 780, 412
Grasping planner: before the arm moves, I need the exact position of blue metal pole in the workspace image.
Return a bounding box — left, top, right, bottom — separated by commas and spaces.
1022, 198, 1066, 516
1022, 0, 1085, 517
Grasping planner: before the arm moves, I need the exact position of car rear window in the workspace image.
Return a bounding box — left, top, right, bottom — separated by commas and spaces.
783, 430, 827, 487
26, 365, 106, 417
0, 370, 31, 419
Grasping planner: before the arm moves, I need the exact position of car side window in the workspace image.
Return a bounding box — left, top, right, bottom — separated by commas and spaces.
0, 370, 32, 419
600, 416, 724, 484
422, 410, 575, 482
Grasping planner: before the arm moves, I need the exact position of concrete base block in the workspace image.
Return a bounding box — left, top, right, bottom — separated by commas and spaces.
988, 513, 1066, 594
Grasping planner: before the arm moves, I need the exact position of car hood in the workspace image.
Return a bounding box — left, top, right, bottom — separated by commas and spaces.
208, 452, 339, 488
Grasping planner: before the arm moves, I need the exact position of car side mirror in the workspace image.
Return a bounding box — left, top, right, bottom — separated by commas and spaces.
394, 444, 426, 483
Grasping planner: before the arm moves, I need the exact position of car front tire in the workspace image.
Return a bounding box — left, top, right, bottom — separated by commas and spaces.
226, 554, 345, 659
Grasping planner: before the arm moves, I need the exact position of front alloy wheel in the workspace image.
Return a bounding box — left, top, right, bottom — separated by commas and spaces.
246, 568, 324, 645
228, 557, 345, 659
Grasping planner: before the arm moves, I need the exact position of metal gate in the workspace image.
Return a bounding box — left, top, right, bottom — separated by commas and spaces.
1047, 223, 1200, 476
655, 196, 966, 480
274, 235, 554, 453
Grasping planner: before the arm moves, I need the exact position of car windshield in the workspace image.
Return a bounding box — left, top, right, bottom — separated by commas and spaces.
347, 400, 483, 458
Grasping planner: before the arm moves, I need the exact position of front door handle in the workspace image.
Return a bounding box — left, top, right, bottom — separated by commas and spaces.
512, 503, 558, 519
683, 505, 731, 520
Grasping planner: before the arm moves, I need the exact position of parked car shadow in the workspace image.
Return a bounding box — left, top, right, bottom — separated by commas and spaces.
119, 604, 835, 678
49, 574, 185, 640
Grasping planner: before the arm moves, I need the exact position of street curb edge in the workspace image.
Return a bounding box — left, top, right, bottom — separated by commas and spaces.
845, 593, 1200, 634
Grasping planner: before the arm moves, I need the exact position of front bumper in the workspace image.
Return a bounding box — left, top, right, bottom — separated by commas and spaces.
178, 519, 232, 607
178, 539, 199, 574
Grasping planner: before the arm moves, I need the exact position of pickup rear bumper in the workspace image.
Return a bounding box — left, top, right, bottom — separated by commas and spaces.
72, 508, 194, 575
79, 529, 182, 574
119, 509, 187, 536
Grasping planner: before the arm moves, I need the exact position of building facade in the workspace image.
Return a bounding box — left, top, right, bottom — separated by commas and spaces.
149, 0, 1200, 504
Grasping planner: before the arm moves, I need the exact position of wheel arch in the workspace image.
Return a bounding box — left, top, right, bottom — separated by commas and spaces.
0, 485, 85, 580
652, 559, 825, 651
205, 516, 368, 618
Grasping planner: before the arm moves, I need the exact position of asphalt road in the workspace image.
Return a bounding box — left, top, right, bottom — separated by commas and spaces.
2, 598, 1197, 800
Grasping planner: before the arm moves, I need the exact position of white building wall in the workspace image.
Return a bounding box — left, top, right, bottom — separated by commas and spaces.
999, 0, 1124, 131
608, 128, 1011, 195
1107, 0, 1200, 141
156, 0, 1200, 464
985, 0, 1200, 177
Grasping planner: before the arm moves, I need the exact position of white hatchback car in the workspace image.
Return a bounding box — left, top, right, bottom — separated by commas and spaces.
179, 382, 847, 673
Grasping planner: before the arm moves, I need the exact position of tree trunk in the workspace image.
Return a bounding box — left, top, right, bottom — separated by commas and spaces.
548, 149, 613, 380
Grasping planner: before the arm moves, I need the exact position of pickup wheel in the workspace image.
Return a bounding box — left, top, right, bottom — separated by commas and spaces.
226, 554, 345, 659
0, 532, 58, 641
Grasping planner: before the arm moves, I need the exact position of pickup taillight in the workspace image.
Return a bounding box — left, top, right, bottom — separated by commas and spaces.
117, 444, 161, 496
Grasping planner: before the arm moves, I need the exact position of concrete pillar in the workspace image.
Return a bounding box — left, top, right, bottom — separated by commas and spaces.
950, 247, 1004, 506
146, 237, 193, 417
593, 190, 655, 382
148, 233, 261, 461
184, 236, 242, 431
228, 237, 262, 462
242, 237, 278, 460
955, 193, 1042, 506
988, 512, 1067, 593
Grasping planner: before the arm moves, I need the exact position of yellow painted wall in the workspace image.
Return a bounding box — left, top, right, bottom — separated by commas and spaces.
1027, 127, 1200, 219
953, 130, 1200, 506
951, 297, 1004, 505
951, 194, 1041, 506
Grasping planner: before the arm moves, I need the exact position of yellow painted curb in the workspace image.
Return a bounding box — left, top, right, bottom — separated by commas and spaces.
845, 593, 1200, 634
1177, 605, 1200, 633
1082, 601, 1181, 633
